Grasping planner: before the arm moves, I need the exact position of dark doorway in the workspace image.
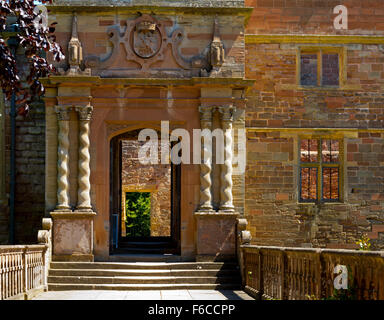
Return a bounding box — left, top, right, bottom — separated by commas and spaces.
109, 130, 181, 255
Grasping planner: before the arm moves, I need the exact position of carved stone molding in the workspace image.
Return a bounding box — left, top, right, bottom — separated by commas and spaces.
76, 105, 93, 121
54, 105, 71, 121
218, 105, 235, 123
84, 14, 209, 74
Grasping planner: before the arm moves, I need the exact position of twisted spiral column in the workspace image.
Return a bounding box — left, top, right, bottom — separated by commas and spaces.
75, 105, 93, 211
55, 106, 71, 211
218, 105, 235, 212
198, 106, 213, 211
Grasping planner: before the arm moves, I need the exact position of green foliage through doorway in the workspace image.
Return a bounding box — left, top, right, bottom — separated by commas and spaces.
125, 192, 151, 237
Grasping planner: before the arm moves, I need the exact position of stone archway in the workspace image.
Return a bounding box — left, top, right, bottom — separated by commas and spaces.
109, 129, 181, 255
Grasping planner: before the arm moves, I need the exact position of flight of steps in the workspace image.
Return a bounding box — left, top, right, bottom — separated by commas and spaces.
48, 261, 242, 291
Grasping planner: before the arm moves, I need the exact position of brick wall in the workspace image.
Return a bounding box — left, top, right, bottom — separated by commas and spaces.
245, 0, 384, 35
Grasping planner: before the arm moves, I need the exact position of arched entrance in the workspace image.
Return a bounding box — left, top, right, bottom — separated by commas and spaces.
109, 129, 180, 255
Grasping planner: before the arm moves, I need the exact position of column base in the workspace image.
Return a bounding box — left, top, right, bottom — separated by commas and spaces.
194, 211, 239, 262
50, 211, 96, 262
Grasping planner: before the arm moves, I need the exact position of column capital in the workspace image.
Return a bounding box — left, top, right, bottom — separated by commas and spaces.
198, 105, 214, 122
218, 105, 236, 122
75, 105, 93, 121
55, 105, 71, 121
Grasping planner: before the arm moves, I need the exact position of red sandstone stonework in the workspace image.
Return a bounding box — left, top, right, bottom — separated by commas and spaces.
0, 0, 383, 257
121, 140, 171, 237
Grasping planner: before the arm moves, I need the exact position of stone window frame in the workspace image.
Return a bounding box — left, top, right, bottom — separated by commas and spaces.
120, 185, 158, 237
296, 46, 346, 89
298, 135, 344, 204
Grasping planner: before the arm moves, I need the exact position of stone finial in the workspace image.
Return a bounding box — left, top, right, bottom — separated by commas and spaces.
38, 230, 49, 244
65, 13, 91, 76
42, 218, 53, 231
68, 13, 82, 68
209, 16, 225, 74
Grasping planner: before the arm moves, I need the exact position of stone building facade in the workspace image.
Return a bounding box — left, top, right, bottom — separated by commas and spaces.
0, 0, 383, 261
244, 0, 384, 250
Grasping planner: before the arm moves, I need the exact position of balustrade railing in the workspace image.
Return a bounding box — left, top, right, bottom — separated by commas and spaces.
0, 218, 52, 300
0, 245, 48, 300
241, 245, 384, 300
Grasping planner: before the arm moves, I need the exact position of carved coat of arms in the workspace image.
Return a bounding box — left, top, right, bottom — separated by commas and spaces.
132, 21, 161, 59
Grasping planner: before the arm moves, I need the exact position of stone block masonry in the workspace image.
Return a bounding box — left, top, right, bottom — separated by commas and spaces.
244, 131, 384, 250
244, 0, 384, 250
121, 140, 171, 237
3, 100, 46, 244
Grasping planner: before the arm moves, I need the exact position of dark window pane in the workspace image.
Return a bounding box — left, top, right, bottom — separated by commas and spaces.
301, 167, 318, 201
322, 54, 339, 86
301, 54, 318, 86
322, 139, 339, 163
300, 139, 318, 163
322, 168, 339, 200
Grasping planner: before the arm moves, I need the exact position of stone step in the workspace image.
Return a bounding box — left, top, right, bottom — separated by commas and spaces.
50, 262, 238, 271
49, 268, 237, 277
106, 254, 182, 262
112, 248, 174, 254
48, 275, 240, 285
48, 283, 241, 291
118, 241, 173, 248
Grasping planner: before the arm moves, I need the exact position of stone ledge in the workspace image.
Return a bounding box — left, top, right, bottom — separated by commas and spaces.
50, 211, 97, 219
194, 211, 240, 217
42, 76, 256, 88
5, 285, 47, 301
196, 254, 237, 262
51, 0, 245, 7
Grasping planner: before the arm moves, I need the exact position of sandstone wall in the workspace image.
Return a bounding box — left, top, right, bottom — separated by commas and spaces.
121, 139, 171, 237
49, 10, 245, 78
246, 0, 384, 35
2, 101, 46, 244
244, 0, 384, 249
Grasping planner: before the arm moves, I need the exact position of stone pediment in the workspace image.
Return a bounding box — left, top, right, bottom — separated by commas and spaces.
82, 14, 211, 78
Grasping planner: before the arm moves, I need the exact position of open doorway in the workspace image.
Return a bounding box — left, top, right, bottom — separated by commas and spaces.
110, 130, 180, 254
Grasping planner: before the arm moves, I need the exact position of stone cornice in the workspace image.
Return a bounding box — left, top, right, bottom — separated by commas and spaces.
247, 128, 384, 132
50, 211, 97, 219
47, 5, 253, 18
194, 211, 240, 217
245, 34, 384, 45
41, 76, 255, 88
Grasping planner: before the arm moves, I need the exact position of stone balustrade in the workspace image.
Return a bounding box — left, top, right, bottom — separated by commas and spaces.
241, 245, 384, 300
0, 219, 52, 300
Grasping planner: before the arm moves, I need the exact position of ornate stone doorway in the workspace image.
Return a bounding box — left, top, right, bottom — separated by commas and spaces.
109, 130, 180, 255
